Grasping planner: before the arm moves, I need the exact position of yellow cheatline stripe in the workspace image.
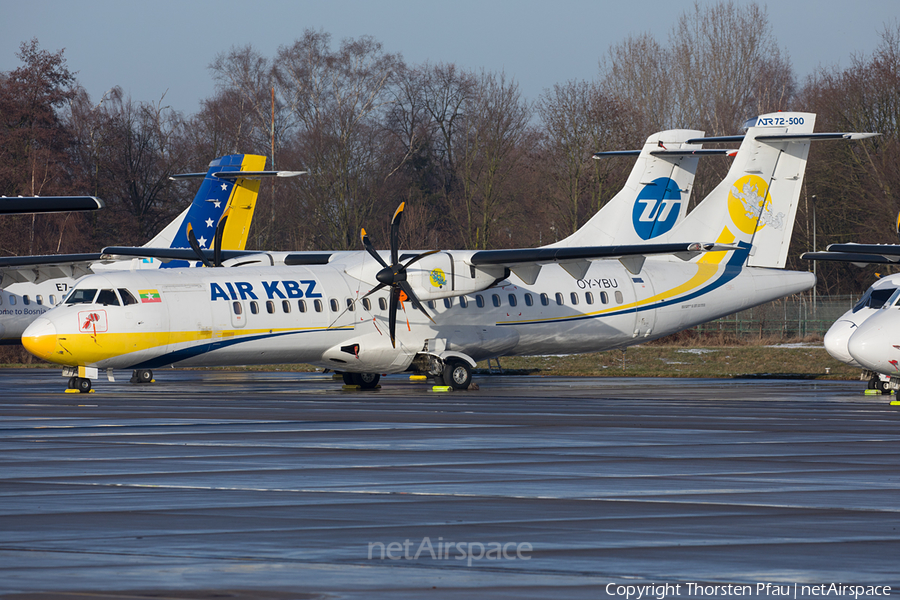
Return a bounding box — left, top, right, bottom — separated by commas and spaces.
220, 154, 265, 251
51, 325, 353, 365
499, 255, 729, 326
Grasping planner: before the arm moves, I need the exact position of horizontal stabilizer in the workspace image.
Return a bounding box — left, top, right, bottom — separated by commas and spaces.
170, 170, 307, 180
0, 196, 104, 214
826, 243, 900, 256
801, 251, 900, 264
101, 246, 333, 266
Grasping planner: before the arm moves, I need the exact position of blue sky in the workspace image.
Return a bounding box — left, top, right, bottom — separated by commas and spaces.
2, 0, 897, 115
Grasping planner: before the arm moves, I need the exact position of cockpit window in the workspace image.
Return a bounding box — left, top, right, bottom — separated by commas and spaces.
96, 289, 120, 306
118, 289, 138, 305
853, 287, 899, 313
879, 288, 900, 311
65, 289, 98, 305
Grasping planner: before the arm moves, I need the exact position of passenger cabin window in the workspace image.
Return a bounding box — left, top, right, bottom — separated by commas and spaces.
508, 294, 517, 307
96, 289, 119, 306
118, 289, 138, 305
585, 292, 594, 305
347, 298, 355, 311
66, 289, 98, 305
282, 300, 291, 313
315, 299, 324, 312
49, 295, 57, 305
8, 296, 15, 306
492, 294, 501, 307
427, 300, 436, 310
250, 301, 259, 314
615, 291, 624, 304
555, 292, 564, 306
459, 296, 468, 308
476, 295, 485, 308
298, 300, 307, 313
444, 298, 452, 309
524, 293, 533, 307
540, 293, 549, 306
600, 291, 609, 304
23, 295, 30, 305
378, 297, 387, 311
362, 298, 372, 311
232, 301, 243, 315
266, 300, 275, 314
330, 299, 339, 312
36, 295, 43, 305
570, 292, 579, 305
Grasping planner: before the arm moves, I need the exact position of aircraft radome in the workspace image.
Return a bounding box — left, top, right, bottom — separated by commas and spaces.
21, 113, 878, 392
803, 241, 900, 393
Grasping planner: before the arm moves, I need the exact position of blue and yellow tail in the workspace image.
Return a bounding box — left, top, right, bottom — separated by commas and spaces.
143, 154, 265, 267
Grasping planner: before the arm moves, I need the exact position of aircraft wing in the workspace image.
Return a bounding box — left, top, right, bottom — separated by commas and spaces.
802, 243, 900, 265
470, 242, 737, 282
0, 196, 104, 214
0, 253, 107, 286
101, 246, 333, 266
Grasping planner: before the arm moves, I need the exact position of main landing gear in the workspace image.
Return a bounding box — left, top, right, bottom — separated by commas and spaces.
867, 374, 892, 394
342, 372, 381, 389
130, 369, 153, 384
441, 359, 472, 390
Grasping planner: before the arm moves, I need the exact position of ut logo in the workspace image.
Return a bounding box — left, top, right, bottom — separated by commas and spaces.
632, 177, 682, 240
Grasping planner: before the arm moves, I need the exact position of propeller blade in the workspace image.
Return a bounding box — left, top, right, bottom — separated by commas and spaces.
399, 280, 434, 324
361, 228, 390, 270
186, 222, 213, 267
361, 282, 388, 299
390, 202, 405, 265
402, 249, 440, 270
388, 286, 399, 348
213, 207, 231, 268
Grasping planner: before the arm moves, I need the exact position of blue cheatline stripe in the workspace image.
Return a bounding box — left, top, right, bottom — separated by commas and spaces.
497, 244, 752, 327
130, 326, 352, 369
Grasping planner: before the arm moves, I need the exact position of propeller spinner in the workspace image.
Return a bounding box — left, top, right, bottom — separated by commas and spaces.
361, 202, 438, 348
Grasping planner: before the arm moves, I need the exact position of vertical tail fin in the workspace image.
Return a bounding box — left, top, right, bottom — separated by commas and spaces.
144, 154, 264, 251
551, 129, 705, 248
665, 113, 816, 268
143, 154, 265, 268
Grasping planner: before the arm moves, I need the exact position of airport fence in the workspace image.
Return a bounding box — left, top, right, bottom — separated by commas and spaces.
690, 294, 857, 339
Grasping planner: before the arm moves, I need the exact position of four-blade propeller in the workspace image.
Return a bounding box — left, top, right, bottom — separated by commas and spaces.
361, 202, 437, 348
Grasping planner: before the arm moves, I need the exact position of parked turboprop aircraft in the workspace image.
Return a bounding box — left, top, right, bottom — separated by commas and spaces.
0, 154, 299, 348
22, 113, 876, 392
803, 243, 900, 391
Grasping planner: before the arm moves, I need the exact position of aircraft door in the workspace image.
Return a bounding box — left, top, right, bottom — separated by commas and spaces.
629, 274, 657, 339
230, 300, 246, 328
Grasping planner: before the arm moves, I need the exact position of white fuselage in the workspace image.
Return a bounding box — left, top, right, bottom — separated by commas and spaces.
22, 252, 815, 373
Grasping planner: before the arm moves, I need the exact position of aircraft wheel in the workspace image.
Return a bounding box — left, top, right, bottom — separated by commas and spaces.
76, 377, 92, 393
67, 377, 77, 389
867, 377, 879, 390
134, 369, 153, 384
443, 360, 472, 390
357, 372, 381, 390
878, 379, 892, 394
341, 372, 356, 386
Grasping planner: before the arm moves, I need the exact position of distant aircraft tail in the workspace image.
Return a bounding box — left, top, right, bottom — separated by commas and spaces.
144, 154, 266, 267
551, 129, 710, 248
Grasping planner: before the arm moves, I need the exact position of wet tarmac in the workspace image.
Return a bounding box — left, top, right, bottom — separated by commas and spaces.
0, 369, 899, 599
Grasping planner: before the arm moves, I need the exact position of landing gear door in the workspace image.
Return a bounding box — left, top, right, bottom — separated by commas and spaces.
629, 275, 656, 339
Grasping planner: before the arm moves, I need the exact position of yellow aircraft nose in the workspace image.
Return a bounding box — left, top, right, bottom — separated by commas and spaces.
22, 317, 59, 362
